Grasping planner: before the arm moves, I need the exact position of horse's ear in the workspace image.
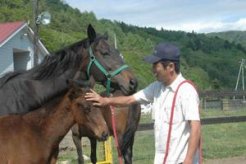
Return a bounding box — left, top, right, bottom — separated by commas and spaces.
87, 24, 96, 44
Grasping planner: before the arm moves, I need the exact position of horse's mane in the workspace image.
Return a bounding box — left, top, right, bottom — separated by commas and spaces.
0, 39, 88, 90
0, 33, 109, 83
30, 39, 89, 80
30, 34, 107, 80
0, 71, 23, 88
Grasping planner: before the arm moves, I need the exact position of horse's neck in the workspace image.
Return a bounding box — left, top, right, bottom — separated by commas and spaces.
24, 94, 75, 147
0, 75, 68, 116
0, 53, 89, 116
32, 70, 89, 104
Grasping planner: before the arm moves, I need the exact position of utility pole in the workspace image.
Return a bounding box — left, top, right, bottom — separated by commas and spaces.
114, 33, 124, 59
33, 0, 39, 66
32, 0, 51, 66
114, 33, 117, 49
235, 59, 245, 101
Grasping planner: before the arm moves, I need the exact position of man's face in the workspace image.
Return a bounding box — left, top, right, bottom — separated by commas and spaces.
152, 62, 167, 82
152, 61, 174, 85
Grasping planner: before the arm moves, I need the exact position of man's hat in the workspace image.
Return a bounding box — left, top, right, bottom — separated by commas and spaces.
144, 43, 180, 64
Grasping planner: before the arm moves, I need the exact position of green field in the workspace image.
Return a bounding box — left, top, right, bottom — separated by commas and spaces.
58, 108, 246, 163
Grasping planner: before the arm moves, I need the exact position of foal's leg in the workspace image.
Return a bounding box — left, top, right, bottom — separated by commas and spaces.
71, 128, 84, 164
50, 146, 59, 164
89, 137, 97, 164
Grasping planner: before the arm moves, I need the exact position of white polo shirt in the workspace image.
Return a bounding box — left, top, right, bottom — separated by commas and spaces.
133, 74, 200, 164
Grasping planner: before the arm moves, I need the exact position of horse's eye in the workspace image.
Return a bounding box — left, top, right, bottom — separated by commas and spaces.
102, 52, 110, 56
99, 46, 110, 56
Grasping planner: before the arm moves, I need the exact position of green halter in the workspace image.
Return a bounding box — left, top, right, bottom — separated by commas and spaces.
87, 46, 128, 95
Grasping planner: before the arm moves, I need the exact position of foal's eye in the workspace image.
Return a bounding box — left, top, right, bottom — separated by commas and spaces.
84, 107, 91, 114
77, 101, 90, 111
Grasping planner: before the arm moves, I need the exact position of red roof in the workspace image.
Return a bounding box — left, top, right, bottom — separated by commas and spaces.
0, 21, 25, 45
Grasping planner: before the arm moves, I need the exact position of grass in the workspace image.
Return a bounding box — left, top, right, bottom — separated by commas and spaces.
58, 108, 246, 163
202, 122, 246, 159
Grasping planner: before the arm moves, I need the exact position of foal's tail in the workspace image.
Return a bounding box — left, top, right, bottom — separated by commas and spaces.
121, 103, 141, 154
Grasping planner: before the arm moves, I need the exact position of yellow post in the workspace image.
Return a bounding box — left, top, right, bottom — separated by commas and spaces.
97, 137, 113, 164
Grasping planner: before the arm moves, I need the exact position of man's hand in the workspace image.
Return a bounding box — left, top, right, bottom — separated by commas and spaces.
85, 89, 108, 107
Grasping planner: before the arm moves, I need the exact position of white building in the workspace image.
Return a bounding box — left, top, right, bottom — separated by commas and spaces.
0, 21, 49, 76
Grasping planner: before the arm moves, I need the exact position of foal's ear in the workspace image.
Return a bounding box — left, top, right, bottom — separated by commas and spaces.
67, 80, 81, 100
88, 75, 95, 88
67, 79, 78, 89
87, 24, 96, 44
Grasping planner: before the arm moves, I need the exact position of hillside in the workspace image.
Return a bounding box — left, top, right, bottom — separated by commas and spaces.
207, 31, 246, 48
0, 0, 245, 90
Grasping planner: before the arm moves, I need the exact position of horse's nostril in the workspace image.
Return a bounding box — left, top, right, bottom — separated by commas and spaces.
130, 79, 135, 85
130, 79, 138, 91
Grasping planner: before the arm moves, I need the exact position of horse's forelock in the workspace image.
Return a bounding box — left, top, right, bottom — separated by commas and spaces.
0, 71, 23, 88
94, 34, 108, 44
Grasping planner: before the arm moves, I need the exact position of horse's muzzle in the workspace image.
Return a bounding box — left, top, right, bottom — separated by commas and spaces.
98, 131, 109, 141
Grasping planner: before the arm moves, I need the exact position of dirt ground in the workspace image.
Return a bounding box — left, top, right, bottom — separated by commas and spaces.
59, 131, 246, 164
205, 156, 246, 164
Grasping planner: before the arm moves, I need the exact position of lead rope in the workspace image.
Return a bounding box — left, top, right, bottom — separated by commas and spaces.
163, 80, 202, 164
110, 105, 124, 164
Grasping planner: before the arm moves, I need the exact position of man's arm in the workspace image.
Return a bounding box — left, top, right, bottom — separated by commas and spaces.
85, 89, 137, 107
184, 120, 201, 164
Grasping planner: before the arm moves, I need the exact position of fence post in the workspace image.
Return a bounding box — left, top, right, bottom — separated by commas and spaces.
221, 98, 229, 110
202, 98, 207, 110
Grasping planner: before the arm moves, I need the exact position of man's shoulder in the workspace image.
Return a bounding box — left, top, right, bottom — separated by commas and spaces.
148, 81, 163, 90
140, 81, 163, 95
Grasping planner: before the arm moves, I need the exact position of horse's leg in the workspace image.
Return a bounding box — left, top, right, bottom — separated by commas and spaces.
89, 137, 97, 164
71, 127, 84, 164
122, 135, 135, 164
122, 104, 141, 164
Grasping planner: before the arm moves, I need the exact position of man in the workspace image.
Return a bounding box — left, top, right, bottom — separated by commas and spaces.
85, 43, 201, 164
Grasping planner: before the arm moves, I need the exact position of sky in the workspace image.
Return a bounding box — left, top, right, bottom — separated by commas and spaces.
66, 0, 246, 33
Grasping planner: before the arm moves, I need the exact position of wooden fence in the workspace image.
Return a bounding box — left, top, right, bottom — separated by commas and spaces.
200, 90, 246, 98
137, 115, 246, 131
200, 90, 246, 110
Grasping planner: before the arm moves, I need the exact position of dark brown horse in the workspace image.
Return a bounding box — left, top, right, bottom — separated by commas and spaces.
72, 90, 141, 164
0, 24, 137, 116
0, 81, 109, 164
